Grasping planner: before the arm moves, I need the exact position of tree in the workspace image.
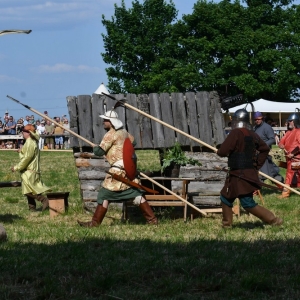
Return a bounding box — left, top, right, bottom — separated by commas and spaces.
102, 0, 300, 102
101, 0, 178, 94
176, 0, 300, 101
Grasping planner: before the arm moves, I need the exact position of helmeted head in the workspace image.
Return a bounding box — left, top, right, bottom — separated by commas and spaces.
231, 108, 252, 130
287, 112, 300, 129
99, 110, 123, 130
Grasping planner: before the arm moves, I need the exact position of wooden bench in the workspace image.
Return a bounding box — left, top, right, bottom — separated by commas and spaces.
123, 177, 189, 221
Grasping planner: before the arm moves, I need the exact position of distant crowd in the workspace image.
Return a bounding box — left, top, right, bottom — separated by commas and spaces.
0, 110, 70, 150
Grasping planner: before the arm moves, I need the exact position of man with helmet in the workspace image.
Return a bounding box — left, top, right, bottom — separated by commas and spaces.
77, 110, 158, 227
253, 111, 284, 187
217, 109, 283, 227
278, 112, 300, 198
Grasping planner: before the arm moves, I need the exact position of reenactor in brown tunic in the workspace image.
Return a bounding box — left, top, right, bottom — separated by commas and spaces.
217, 109, 283, 227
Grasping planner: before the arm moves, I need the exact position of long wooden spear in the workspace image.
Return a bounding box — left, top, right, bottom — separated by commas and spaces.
6, 95, 208, 216
102, 93, 300, 196
7, 95, 93, 145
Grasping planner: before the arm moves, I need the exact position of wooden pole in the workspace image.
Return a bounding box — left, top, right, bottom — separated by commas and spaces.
8, 94, 296, 196
102, 94, 299, 195
6, 95, 96, 147
140, 172, 207, 216
6, 95, 207, 215
257, 190, 265, 205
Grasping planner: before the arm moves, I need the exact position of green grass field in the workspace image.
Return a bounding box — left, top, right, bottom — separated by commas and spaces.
0, 150, 300, 299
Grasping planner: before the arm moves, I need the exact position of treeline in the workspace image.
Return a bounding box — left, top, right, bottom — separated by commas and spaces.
101, 0, 300, 102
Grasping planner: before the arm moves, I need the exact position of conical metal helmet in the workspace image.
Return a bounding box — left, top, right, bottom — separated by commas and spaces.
231, 109, 252, 130
287, 112, 300, 127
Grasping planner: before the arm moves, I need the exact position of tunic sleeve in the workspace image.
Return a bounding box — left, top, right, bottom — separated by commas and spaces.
13, 142, 35, 171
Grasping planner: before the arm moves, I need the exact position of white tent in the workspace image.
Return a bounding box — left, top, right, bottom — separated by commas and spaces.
94, 82, 109, 95
227, 98, 300, 113
225, 99, 300, 127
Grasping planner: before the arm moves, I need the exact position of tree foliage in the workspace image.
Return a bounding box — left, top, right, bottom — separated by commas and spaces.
101, 0, 300, 101
101, 0, 177, 94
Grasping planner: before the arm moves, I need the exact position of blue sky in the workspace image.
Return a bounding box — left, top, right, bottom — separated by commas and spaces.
0, 0, 196, 120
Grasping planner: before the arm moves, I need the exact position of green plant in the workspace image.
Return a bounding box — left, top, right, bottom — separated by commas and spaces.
161, 142, 201, 172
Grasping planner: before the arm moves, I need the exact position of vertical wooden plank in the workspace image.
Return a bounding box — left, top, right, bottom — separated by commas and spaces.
171, 93, 189, 146
149, 93, 165, 148
126, 94, 142, 148
104, 94, 126, 130
210, 91, 226, 146
66, 96, 80, 148
137, 94, 153, 148
91, 93, 106, 145
76, 95, 93, 147
112, 94, 126, 129
196, 92, 213, 147
160, 93, 176, 148
186, 92, 200, 147
104, 94, 115, 112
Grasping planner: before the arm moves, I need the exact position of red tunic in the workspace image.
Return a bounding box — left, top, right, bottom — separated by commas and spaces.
278, 128, 300, 187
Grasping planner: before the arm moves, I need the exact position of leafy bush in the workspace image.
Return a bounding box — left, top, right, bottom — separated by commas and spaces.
161, 142, 201, 172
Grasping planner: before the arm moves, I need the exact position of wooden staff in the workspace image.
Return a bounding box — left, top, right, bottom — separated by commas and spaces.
102, 93, 297, 196
7, 95, 207, 216
257, 190, 265, 205
140, 172, 207, 216
103, 93, 217, 152
7, 95, 94, 147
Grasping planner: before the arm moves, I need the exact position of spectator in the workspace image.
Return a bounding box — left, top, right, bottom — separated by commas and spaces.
36, 120, 46, 150
44, 119, 55, 149
63, 119, 70, 149
3, 110, 9, 120
54, 117, 64, 150
0, 120, 4, 134
3, 116, 9, 131
253, 111, 284, 188
5, 116, 17, 135
265, 113, 274, 124
23, 115, 30, 126
5, 116, 17, 149
16, 119, 23, 134
0, 121, 5, 149
29, 115, 35, 125
273, 123, 280, 145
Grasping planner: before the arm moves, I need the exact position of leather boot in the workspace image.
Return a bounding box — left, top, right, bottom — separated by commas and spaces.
139, 201, 158, 225
77, 205, 107, 227
245, 205, 283, 226
221, 202, 233, 228
26, 195, 36, 211
278, 187, 290, 199
26, 193, 49, 211
36, 195, 49, 211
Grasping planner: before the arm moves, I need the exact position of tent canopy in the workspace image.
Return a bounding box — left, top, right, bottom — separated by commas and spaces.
227, 99, 300, 113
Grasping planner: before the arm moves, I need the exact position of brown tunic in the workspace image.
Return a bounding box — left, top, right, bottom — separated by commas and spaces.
217, 128, 269, 199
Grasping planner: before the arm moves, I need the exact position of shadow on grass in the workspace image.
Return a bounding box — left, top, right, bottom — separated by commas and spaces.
0, 213, 23, 223
0, 235, 300, 299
